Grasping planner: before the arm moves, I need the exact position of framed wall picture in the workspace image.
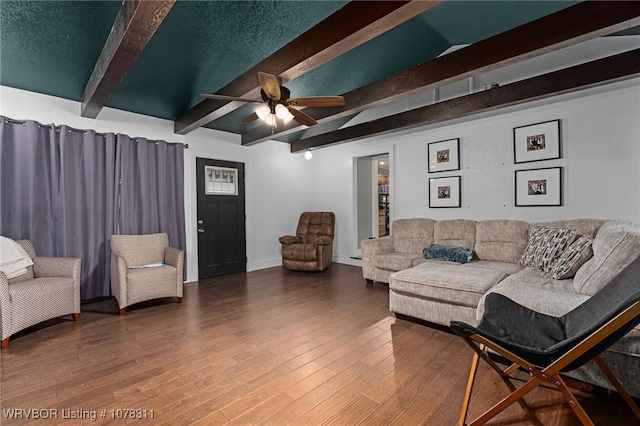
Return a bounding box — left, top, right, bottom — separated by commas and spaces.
515, 167, 562, 207
513, 119, 561, 164
428, 138, 460, 173
429, 176, 461, 208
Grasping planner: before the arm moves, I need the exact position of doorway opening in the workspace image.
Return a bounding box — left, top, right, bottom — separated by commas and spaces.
355, 153, 391, 255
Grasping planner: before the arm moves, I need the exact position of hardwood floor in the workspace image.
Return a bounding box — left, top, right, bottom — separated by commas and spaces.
0, 264, 636, 425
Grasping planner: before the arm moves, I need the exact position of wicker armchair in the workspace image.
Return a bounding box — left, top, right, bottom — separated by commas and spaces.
0, 240, 81, 348
110, 233, 184, 315
279, 212, 335, 271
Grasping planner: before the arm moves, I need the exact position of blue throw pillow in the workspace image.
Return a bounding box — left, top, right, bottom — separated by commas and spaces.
422, 244, 473, 264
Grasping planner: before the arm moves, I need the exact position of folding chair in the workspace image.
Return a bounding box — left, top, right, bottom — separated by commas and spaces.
451, 256, 640, 426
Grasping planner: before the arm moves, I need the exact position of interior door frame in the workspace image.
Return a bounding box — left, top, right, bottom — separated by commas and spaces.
194, 156, 247, 279
351, 145, 394, 258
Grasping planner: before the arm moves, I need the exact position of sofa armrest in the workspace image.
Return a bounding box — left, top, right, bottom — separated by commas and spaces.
33, 256, 81, 313
165, 247, 185, 292
279, 235, 301, 245
165, 246, 183, 268
361, 236, 394, 255
361, 236, 394, 282
33, 257, 81, 282
0, 271, 10, 340
308, 236, 333, 246
111, 254, 128, 308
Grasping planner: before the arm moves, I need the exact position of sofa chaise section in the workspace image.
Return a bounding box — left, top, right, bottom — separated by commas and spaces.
476, 219, 640, 397
390, 263, 507, 326
363, 216, 640, 397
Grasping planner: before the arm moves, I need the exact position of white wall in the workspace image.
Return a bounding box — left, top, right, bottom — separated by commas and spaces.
0, 86, 313, 282
311, 78, 640, 263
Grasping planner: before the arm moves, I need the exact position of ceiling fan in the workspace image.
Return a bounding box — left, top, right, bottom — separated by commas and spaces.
201, 72, 345, 127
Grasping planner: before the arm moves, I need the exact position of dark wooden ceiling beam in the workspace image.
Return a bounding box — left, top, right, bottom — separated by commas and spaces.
244, 1, 640, 146
173, 0, 441, 135
81, 0, 175, 119
290, 49, 640, 152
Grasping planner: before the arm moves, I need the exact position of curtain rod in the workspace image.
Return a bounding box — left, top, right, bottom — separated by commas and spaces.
2, 116, 189, 149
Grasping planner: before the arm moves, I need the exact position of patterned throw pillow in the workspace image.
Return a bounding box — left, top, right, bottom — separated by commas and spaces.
550, 235, 594, 280
520, 226, 577, 271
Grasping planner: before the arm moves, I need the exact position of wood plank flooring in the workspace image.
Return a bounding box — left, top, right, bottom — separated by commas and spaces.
0, 264, 636, 425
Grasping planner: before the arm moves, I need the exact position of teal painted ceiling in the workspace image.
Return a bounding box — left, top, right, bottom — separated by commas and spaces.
4, 0, 627, 138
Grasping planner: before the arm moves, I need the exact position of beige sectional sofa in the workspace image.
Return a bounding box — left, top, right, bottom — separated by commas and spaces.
361, 218, 640, 397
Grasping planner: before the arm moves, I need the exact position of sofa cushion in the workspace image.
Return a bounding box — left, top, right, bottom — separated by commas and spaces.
374, 253, 422, 271
609, 328, 640, 358
390, 263, 507, 308
573, 220, 640, 296
550, 235, 594, 280
392, 218, 435, 254
520, 226, 577, 271
476, 268, 590, 321
433, 219, 476, 250
474, 220, 529, 263
422, 244, 473, 264
533, 219, 606, 239
463, 260, 523, 276
412, 257, 461, 267
126, 265, 179, 303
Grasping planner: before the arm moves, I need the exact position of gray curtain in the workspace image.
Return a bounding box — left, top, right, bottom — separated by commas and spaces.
0, 119, 57, 254
0, 117, 186, 299
117, 135, 186, 256
56, 126, 118, 299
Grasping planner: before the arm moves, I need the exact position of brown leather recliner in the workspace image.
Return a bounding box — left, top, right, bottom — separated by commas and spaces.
279, 212, 335, 271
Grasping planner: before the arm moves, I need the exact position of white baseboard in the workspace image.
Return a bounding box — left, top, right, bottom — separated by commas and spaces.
186, 255, 361, 281
248, 257, 282, 271
334, 255, 362, 267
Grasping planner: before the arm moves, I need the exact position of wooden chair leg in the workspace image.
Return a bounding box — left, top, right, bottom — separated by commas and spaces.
119, 307, 126, 315
72, 313, 80, 321
551, 374, 594, 426
177, 297, 183, 303
458, 349, 481, 426
468, 376, 542, 426
1, 337, 8, 349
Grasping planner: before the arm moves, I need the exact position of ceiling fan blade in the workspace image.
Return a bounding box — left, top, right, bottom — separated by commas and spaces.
200, 93, 263, 103
287, 96, 345, 107
287, 106, 317, 126
241, 112, 259, 123
258, 72, 281, 100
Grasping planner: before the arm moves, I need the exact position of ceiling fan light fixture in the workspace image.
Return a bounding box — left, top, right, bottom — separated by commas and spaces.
281, 113, 294, 124
256, 104, 270, 121
274, 103, 289, 119
264, 114, 276, 126
281, 107, 294, 123
203, 72, 345, 128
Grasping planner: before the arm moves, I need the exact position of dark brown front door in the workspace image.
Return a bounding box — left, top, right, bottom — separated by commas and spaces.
196, 157, 246, 278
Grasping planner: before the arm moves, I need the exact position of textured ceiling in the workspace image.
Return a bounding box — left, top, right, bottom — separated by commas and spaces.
1, 1, 636, 145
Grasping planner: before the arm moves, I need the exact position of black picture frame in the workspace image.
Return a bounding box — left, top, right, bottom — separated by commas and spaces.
515, 167, 563, 207
513, 119, 561, 164
429, 176, 461, 208
428, 138, 460, 173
